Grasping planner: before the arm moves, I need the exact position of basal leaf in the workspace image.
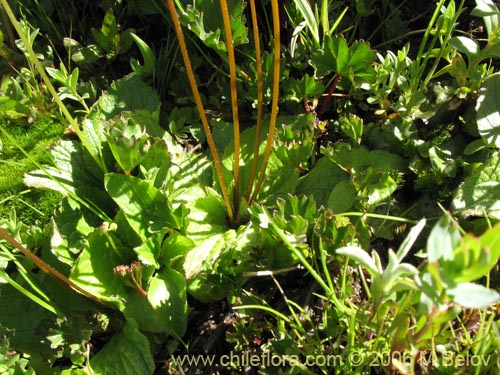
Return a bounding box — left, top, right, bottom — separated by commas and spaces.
476, 72, 500, 148
222, 125, 299, 205
147, 268, 187, 338
90, 320, 154, 375
184, 232, 231, 280
105, 173, 183, 242
161, 232, 195, 268
24, 140, 115, 217
51, 198, 100, 266
70, 230, 134, 309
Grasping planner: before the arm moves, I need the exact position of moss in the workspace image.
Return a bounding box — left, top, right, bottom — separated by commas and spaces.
0, 115, 65, 224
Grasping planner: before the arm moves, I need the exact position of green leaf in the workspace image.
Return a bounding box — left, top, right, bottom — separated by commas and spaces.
311, 37, 375, 83
396, 219, 426, 262
222, 126, 299, 204
178, 0, 248, 53
293, 0, 320, 47
105, 174, 183, 241
129, 33, 155, 78
327, 179, 356, 213
70, 229, 133, 310
295, 157, 347, 207
283, 74, 324, 102
23, 140, 115, 217
476, 72, 500, 148
336, 246, 380, 277
105, 113, 155, 174
161, 232, 195, 268
138, 139, 171, 188
51, 197, 101, 266
452, 224, 500, 283
452, 151, 500, 218
449, 36, 480, 57
447, 282, 500, 309
426, 215, 460, 263
147, 268, 187, 338
324, 144, 408, 173
90, 320, 154, 375
97, 74, 161, 119
471, 0, 500, 39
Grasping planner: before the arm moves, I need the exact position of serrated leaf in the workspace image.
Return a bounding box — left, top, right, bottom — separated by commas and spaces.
90, 320, 154, 375
23, 140, 115, 216
97, 74, 161, 119
476, 72, 500, 148
311, 37, 375, 82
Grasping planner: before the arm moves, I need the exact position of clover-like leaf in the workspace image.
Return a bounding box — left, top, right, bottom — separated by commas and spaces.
311, 36, 375, 83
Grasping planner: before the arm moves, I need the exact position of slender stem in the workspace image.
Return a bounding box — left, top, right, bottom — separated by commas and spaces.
219, 0, 241, 221
318, 73, 340, 116
411, 0, 446, 91
250, 0, 280, 204
0, 228, 109, 307
245, 0, 264, 202
422, 0, 465, 88
0, 0, 105, 172
165, 0, 234, 222
261, 206, 349, 315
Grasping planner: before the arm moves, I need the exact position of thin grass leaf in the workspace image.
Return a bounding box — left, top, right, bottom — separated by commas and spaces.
293, 0, 320, 48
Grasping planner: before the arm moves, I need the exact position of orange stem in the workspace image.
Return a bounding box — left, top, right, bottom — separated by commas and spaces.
250, 0, 280, 203
219, 0, 241, 222
165, 0, 234, 222
245, 0, 264, 202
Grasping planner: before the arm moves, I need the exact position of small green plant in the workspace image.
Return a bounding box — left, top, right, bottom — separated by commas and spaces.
1, 1, 500, 374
